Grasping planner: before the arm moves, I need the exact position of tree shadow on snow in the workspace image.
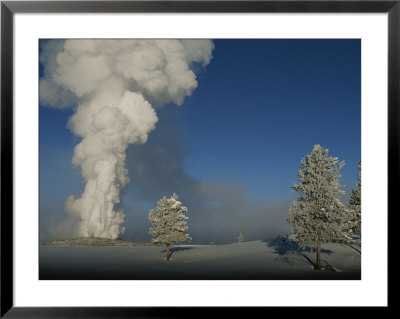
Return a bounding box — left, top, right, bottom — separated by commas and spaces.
264, 236, 332, 255
263, 236, 333, 268
160, 246, 194, 258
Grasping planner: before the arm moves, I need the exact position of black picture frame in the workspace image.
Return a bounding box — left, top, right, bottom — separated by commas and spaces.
1, 0, 395, 317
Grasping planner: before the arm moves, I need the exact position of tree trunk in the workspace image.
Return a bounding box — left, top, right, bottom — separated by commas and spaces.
166, 244, 171, 261
315, 241, 321, 270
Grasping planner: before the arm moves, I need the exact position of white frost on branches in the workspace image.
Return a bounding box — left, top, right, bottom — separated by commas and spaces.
288, 144, 351, 248
344, 160, 361, 237
148, 193, 192, 245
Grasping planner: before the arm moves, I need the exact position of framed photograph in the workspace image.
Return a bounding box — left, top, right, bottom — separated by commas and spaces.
1, 0, 394, 316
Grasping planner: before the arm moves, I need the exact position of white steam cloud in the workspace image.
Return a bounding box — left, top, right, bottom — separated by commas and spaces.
40, 39, 214, 239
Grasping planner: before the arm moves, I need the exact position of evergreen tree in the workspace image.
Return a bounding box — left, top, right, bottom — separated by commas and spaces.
345, 160, 361, 237
148, 193, 191, 261
287, 144, 351, 270
238, 232, 245, 243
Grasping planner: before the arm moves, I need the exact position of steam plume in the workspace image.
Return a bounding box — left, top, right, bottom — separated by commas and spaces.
40, 39, 214, 239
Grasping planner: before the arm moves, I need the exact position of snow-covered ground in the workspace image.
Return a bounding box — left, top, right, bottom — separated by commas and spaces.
39, 240, 361, 280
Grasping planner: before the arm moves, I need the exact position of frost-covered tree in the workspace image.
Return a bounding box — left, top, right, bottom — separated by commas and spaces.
287, 144, 351, 270
238, 232, 244, 243
148, 193, 191, 261
345, 160, 361, 237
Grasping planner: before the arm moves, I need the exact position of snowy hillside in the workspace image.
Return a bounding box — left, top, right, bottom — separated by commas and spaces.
40, 239, 360, 280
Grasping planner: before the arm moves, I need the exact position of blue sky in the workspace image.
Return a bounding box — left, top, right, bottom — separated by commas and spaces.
40, 39, 361, 243
175, 39, 361, 200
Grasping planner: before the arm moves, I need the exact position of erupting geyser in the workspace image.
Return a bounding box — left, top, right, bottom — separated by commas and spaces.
40, 39, 214, 239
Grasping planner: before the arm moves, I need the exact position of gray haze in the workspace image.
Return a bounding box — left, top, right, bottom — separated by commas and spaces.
122, 108, 291, 244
